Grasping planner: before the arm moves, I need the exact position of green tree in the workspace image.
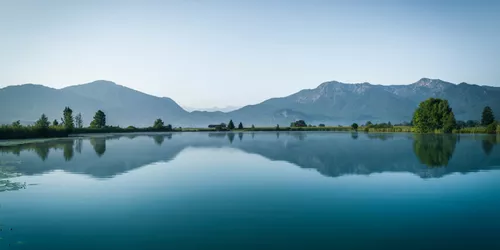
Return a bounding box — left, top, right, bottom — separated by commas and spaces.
153, 118, 165, 129
63, 107, 74, 131
365, 121, 373, 126
412, 98, 456, 133
443, 112, 456, 133
11, 120, 21, 128
228, 120, 235, 130
466, 120, 479, 128
486, 122, 497, 134
35, 114, 50, 130
238, 122, 243, 129
75, 113, 83, 128
276, 124, 280, 130
90, 110, 106, 128
481, 106, 495, 126
351, 123, 358, 131
291, 120, 307, 127
52, 119, 59, 126
251, 124, 255, 129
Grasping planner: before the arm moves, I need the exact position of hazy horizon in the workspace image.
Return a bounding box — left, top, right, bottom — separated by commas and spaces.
1, 0, 499, 109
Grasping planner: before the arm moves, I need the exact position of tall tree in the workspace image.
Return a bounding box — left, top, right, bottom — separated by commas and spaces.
443, 112, 457, 133
481, 106, 495, 126
75, 113, 83, 128
228, 120, 235, 130
238, 122, 243, 129
52, 119, 59, 126
90, 110, 106, 128
63, 107, 74, 131
412, 98, 456, 133
153, 118, 164, 129
35, 114, 50, 130
291, 120, 307, 127
351, 123, 359, 131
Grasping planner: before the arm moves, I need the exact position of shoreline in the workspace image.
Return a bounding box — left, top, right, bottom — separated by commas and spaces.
1, 127, 498, 146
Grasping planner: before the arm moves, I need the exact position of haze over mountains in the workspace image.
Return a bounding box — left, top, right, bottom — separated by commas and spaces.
1, 78, 499, 127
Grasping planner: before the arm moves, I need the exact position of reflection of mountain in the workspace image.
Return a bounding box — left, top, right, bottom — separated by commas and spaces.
0, 133, 499, 179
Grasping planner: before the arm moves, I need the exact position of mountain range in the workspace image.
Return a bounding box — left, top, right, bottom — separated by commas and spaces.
0, 78, 499, 127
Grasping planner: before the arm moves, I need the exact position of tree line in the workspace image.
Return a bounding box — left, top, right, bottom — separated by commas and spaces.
0, 107, 177, 140
207, 101, 498, 134
412, 98, 497, 133
1, 99, 498, 140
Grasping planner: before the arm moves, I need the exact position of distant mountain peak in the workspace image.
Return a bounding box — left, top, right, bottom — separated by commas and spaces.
413, 78, 452, 87
87, 80, 117, 85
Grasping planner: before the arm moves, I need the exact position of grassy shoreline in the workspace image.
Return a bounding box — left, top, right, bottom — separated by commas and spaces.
1, 125, 499, 142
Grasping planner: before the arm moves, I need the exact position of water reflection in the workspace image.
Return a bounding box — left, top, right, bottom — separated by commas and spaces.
366, 133, 393, 141
413, 134, 457, 167
75, 139, 83, 154
482, 136, 498, 156
153, 135, 164, 146
90, 138, 106, 157
351, 132, 358, 140
0, 132, 499, 181
63, 140, 74, 161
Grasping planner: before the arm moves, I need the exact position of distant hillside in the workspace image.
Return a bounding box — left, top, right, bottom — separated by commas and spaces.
0, 78, 499, 127
183, 105, 241, 112
224, 78, 500, 125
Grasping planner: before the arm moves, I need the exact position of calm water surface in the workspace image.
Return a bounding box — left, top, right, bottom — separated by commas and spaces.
0, 132, 499, 249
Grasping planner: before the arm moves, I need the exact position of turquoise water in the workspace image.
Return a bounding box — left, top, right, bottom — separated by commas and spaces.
0, 132, 499, 249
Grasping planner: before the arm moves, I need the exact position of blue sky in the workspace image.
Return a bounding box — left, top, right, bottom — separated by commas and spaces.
1, 0, 499, 108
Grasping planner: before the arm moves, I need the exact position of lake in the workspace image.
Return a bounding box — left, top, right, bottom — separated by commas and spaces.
1, 132, 499, 249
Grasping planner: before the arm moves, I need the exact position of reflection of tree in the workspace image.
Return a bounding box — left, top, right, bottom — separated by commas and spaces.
238, 133, 243, 141
63, 140, 74, 161
351, 132, 358, 140
290, 132, 306, 141
0, 140, 77, 161
166, 134, 172, 140
34, 145, 50, 161
90, 138, 106, 157
153, 135, 164, 146
276, 132, 280, 139
482, 136, 497, 156
227, 133, 235, 144
75, 139, 83, 154
413, 134, 457, 167
208, 133, 227, 138
366, 134, 393, 141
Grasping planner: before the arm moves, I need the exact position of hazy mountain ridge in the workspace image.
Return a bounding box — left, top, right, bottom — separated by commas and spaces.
0, 78, 499, 127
